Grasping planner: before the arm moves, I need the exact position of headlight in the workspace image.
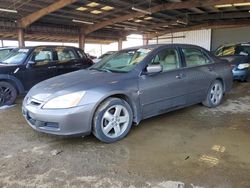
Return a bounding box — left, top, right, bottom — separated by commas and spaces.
43, 91, 86, 109
238, 63, 250, 70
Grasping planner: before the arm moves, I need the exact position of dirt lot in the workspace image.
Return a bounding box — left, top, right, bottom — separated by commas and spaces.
0, 82, 250, 188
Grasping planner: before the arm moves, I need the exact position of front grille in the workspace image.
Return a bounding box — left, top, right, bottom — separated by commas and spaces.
26, 112, 43, 126
26, 112, 59, 130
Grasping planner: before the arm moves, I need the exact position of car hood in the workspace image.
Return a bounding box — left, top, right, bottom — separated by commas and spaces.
0, 63, 20, 74
0, 63, 19, 68
28, 69, 129, 102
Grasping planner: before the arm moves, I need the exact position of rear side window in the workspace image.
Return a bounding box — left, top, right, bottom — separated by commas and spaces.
76, 49, 87, 60
182, 48, 211, 67
55, 47, 78, 63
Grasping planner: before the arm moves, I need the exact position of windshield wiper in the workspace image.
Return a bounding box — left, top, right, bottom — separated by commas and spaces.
100, 68, 112, 73
103, 68, 127, 73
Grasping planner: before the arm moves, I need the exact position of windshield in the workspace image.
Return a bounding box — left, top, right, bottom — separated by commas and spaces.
91, 48, 152, 73
235, 45, 250, 55
1, 48, 30, 64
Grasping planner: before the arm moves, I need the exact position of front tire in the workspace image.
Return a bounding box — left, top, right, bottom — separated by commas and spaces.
246, 73, 250, 82
92, 98, 133, 143
0, 81, 17, 107
202, 80, 223, 108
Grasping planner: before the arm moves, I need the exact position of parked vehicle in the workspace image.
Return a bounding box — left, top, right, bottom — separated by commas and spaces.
215, 43, 250, 81
0, 46, 93, 106
93, 51, 116, 63
23, 44, 233, 143
0, 47, 14, 60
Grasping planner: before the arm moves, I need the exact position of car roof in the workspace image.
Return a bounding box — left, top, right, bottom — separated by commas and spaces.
16, 45, 80, 49
122, 43, 206, 51
220, 42, 250, 48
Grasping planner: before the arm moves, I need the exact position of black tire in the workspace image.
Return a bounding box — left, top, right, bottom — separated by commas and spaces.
0, 81, 17, 106
246, 73, 250, 82
92, 97, 133, 143
202, 80, 223, 108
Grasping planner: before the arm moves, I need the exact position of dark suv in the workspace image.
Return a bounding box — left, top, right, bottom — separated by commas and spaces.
0, 46, 93, 106
215, 43, 250, 81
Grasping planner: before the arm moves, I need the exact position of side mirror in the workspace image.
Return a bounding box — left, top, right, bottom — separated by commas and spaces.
26, 61, 36, 68
145, 63, 163, 75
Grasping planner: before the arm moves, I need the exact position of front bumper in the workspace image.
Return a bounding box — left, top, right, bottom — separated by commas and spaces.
232, 68, 250, 81
22, 101, 95, 136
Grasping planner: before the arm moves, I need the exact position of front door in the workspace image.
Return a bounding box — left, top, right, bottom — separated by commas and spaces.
138, 47, 188, 119
17, 47, 57, 91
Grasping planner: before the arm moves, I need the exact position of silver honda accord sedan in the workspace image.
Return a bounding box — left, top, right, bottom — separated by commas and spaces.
22, 44, 233, 143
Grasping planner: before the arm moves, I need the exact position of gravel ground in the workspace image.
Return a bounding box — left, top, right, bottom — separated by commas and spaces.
0, 82, 250, 188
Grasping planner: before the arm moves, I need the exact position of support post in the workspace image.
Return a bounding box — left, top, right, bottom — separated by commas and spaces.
143, 34, 148, 46
100, 44, 103, 55
0, 39, 3, 47
18, 28, 25, 47
118, 38, 123, 50
79, 28, 86, 50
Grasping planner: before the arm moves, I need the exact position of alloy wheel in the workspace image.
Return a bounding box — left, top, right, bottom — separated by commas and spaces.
101, 104, 130, 139
0, 86, 12, 106
210, 82, 223, 105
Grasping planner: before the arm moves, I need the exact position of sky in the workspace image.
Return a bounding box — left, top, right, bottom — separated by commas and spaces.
0, 34, 143, 58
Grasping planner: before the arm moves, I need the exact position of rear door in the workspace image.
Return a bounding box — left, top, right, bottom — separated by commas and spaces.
75, 48, 93, 67
180, 47, 217, 104
138, 47, 188, 119
54, 47, 91, 75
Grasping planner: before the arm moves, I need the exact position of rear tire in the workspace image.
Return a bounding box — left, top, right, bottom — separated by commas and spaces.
92, 97, 133, 143
0, 81, 17, 106
202, 80, 223, 108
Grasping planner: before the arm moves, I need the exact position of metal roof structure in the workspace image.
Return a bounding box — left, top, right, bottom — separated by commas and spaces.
0, 0, 250, 44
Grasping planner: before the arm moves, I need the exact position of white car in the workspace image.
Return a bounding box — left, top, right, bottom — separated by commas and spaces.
93, 51, 116, 63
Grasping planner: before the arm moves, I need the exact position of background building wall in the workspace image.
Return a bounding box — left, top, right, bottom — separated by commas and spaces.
149, 29, 212, 50
211, 26, 250, 50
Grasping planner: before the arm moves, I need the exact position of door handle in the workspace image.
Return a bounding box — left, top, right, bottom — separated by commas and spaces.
176, 75, 181, 79
73, 63, 82, 67
48, 66, 56, 69
208, 67, 214, 71
176, 73, 185, 79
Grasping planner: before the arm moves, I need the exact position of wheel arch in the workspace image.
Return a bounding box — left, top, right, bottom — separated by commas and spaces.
92, 93, 141, 125
207, 77, 225, 93
214, 77, 225, 92
0, 75, 25, 94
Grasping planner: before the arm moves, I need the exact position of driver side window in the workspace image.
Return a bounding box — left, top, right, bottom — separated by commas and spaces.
150, 48, 180, 72
32, 48, 53, 66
